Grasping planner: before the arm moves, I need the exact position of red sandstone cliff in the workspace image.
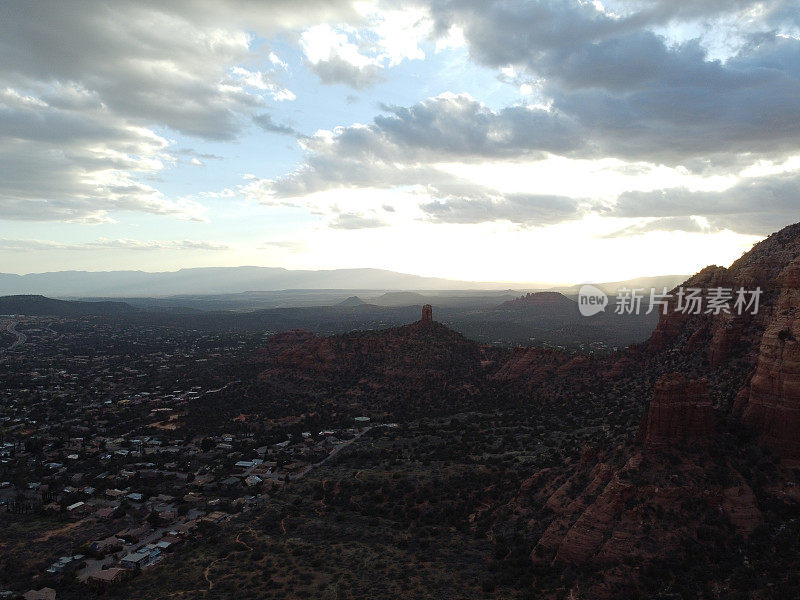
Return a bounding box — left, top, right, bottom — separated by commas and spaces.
635, 373, 715, 450
641, 223, 800, 459
735, 257, 800, 458
524, 449, 761, 574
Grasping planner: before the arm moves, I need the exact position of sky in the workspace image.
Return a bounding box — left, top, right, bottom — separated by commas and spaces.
1, 0, 799, 284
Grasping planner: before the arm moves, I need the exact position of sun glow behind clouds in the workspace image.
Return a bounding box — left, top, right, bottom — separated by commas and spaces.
277, 216, 760, 285
204, 185, 760, 285
2, 0, 800, 281
435, 156, 739, 200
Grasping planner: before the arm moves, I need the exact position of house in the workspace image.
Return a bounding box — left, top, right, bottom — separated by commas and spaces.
120, 550, 152, 570
86, 567, 127, 587
245, 475, 263, 487
46, 555, 85, 575
159, 534, 183, 548
94, 506, 115, 519
116, 523, 151, 543
220, 476, 241, 489
202, 511, 228, 524
89, 535, 122, 554
23, 588, 56, 600
144, 542, 163, 552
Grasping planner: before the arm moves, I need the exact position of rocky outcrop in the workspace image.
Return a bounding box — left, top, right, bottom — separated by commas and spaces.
421, 304, 433, 323
497, 291, 574, 309
721, 483, 762, 535
492, 347, 573, 383
255, 319, 500, 414
526, 450, 761, 577
736, 258, 800, 458
636, 373, 715, 450
494, 224, 800, 597
647, 265, 729, 352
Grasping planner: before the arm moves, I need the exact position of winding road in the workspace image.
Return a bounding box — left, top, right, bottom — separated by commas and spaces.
6, 321, 26, 349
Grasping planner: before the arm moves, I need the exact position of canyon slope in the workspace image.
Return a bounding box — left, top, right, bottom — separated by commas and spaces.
490, 222, 800, 598
177, 223, 800, 600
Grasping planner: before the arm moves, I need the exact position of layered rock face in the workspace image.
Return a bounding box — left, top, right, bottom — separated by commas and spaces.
636, 373, 715, 449
736, 258, 800, 458
421, 304, 433, 323
492, 346, 577, 384
491, 224, 800, 597
642, 224, 800, 458
647, 224, 800, 362
525, 450, 761, 580
647, 265, 729, 352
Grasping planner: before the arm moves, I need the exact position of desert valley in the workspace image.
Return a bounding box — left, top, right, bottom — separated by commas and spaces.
2, 223, 800, 599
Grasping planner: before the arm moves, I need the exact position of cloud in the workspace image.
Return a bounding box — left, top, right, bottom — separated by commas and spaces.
421, 192, 584, 226
608, 0, 791, 26
0, 87, 211, 222
329, 212, 388, 229
298, 8, 430, 89
248, 1, 800, 232
602, 216, 712, 238
264, 94, 581, 202
5, 0, 800, 235
0, 238, 230, 252
306, 55, 386, 89
0, 1, 360, 136
0, 0, 359, 222
259, 240, 307, 251
421, 1, 800, 166
249, 93, 586, 227
175, 148, 224, 161
608, 170, 800, 234
300, 24, 386, 88
1, 4, 263, 141
91, 239, 230, 251
253, 113, 299, 137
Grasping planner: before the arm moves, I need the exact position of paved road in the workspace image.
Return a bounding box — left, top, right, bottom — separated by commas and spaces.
6, 321, 26, 349
291, 426, 374, 481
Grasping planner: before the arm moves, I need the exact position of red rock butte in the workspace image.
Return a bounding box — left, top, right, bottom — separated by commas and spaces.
421, 304, 433, 323
736, 256, 800, 458
637, 373, 715, 450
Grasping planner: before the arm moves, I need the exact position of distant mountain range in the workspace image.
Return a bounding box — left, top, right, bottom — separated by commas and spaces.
0, 266, 689, 298
0, 267, 525, 297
